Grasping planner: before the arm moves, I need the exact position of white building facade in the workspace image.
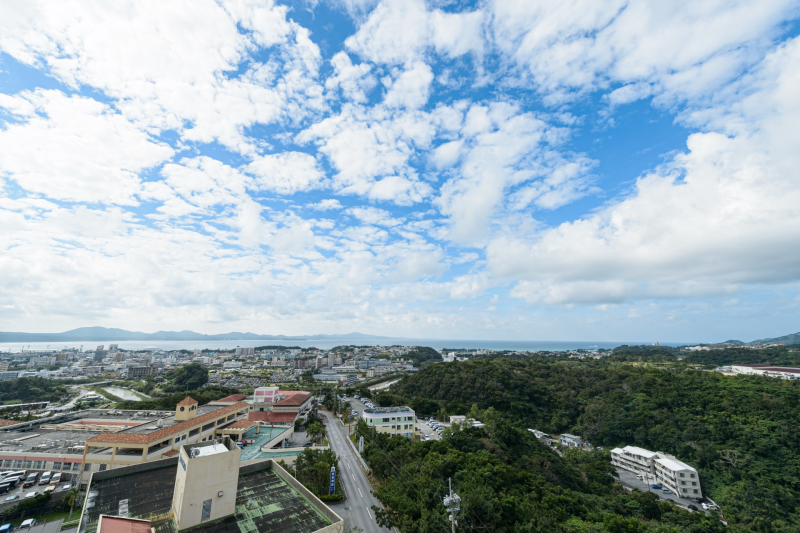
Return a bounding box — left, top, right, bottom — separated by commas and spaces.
611, 445, 702, 498
362, 406, 416, 438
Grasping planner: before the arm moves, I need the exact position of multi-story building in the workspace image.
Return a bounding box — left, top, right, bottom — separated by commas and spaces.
610, 446, 659, 475
362, 406, 416, 438
611, 445, 702, 498
655, 456, 702, 498
127, 365, 154, 378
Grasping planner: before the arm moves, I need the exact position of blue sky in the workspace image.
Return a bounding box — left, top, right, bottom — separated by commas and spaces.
1, 0, 799, 342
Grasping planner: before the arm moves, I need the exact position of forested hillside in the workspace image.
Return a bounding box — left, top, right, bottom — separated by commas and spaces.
385, 359, 800, 531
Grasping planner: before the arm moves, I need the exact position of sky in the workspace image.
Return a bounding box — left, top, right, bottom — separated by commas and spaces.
1, 0, 799, 343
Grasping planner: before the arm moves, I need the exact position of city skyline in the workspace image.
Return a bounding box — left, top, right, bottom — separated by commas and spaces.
1, 1, 799, 341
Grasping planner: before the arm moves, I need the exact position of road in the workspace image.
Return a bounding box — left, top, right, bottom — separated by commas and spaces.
320, 410, 393, 533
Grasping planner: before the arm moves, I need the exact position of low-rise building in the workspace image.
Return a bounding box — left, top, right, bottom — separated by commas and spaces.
362, 406, 416, 438
730, 364, 800, 380
527, 429, 552, 446
559, 433, 583, 447
611, 445, 702, 498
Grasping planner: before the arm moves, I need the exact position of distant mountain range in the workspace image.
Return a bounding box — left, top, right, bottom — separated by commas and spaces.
0, 326, 392, 343
718, 331, 800, 346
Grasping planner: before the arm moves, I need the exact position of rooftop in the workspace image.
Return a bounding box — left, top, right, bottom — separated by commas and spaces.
621, 446, 658, 458
274, 391, 312, 407
656, 456, 697, 472
214, 394, 249, 403
249, 412, 297, 425
80, 458, 336, 533
97, 516, 152, 533
176, 397, 198, 406
735, 364, 800, 374
363, 406, 414, 415
87, 402, 249, 445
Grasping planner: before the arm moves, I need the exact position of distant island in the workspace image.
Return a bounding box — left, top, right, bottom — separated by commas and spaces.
0, 326, 393, 343
716, 331, 800, 346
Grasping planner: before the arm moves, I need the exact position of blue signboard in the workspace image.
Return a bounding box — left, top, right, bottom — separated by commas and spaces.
329, 466, 336, 494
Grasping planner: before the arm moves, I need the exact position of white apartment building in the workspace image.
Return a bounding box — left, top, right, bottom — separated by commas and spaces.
655, 456, 702, 498
611, 445, 702, 498
362, 406, 416, 438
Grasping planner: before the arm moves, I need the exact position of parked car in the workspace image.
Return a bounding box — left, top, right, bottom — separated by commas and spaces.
22, 474, 38, 488
661, 488, 671, 494
651, 484, 662, 489
2, 477, 19, 488
0, 484, 10, 495
24, 491, 38, 499
39, 471, 52, 485
688, 504, 699, 511
50, 473, 62, 485
4, 495, 19, 503
57, 483, 71, 492
701, 503, 718, 511
0, 523, 12, 533
18, 519, 37, 529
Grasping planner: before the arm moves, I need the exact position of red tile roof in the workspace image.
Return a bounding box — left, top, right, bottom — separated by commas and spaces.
98, 516, 152, 533
248, 411, 298, 424
177, 397, 199, 406
274, 391, 311, 407
224, 419, 256, 430
216, 394, 248, 403
87, 402, 249, 444
162, 450, 179, 457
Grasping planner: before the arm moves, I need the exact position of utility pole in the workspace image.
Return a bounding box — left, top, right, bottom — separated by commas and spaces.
443, 477, 461, 533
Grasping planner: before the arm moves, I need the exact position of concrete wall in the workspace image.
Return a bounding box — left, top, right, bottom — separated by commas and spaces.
173, 442, 241, 531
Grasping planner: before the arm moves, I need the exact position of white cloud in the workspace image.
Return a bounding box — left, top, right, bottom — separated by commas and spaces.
346, 206, 402, 226
0, 90, 173, 205
488, 36, 800, 305
325, 52, 376, 103
247, 152, 327, 194
490, 0, 799, 104
345, 0, 483, 65
382, 62, 434, 109
311, 199, 344, 210
0, 0, 323, 154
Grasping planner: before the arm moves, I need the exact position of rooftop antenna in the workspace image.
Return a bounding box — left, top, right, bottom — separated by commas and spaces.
443, 477, 461, 533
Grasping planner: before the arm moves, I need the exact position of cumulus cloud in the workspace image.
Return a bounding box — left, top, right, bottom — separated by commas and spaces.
247, 152, 327, 194
488, 36, 800, 305
0, 90, 173, 205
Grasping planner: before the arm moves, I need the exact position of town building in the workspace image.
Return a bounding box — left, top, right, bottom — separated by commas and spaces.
78, 437, 343, 533
246, 387, 313, 425
559, 433, 583, 448
126, 365, 154, 378
730, 364, 800, 380
611, 445, 702, 498
527, 429, 552, 446
362, 406, 416, 438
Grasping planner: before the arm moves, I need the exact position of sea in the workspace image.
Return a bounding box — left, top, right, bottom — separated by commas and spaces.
0, 338, 689, 353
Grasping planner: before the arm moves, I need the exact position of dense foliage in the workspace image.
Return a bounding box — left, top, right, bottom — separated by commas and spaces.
607, 345, 800, 367
161, 363, 209, 392
387, 359, 800, 532
114, 385, 238, 410
0, 377, 69, 405
357, 419, 725, 533
404, 346, 442, 366
293, 448, 342, 500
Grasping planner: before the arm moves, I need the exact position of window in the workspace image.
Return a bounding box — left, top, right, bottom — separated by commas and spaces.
681, 481, 686, 485
53, 462, 62, 470
2, 460, 10, 468
64, 462, 72, 470
13, 460, 22, 469
99, 464, 107, 472
32, 461, 42, 469
679, 473, 685, 477
693, 489, 699, 494
690, 473, 696, 478
692, 482, 697, 486
84, 464, 91, 472
201, 499, 212, 521
682, 489, 687, 493
24, 461, 32, 469
74, 463, 82, 471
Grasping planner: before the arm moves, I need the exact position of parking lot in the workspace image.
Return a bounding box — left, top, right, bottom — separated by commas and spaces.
345, 395, 451, 442
614, 469, 713, 514
0, 473, 74, 512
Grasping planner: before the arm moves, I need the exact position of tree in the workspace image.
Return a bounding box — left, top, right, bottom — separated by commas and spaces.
162, 363, 208, 392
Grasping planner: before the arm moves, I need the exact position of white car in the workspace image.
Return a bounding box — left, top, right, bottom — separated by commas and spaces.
701, 503, 718, 511
19, 518, 37, 529
24, 491, 38, 499
4, 495, 18, 502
